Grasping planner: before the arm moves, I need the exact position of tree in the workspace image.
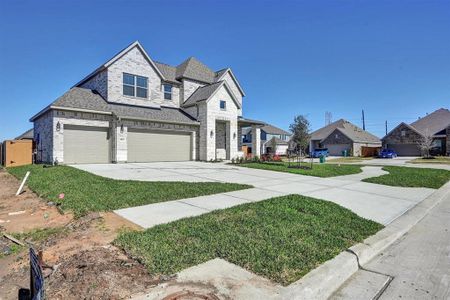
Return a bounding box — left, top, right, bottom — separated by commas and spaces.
269, 137, 278, 155
417, 129, 434, 158
289, 115, 311, 153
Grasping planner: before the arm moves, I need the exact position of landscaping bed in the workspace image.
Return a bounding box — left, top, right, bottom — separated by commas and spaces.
234, 161, 362, 177
115, 195, 383, 286
363, 166, 450, 189
407, 157, 450, 165
7, 165, 251, 217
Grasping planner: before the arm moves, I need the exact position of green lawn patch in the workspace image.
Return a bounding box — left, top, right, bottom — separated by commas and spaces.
327, 157, 373, 163
408, 157, 450, 165
115, 195, 383, 286
363, 166, 450, 189
7, 165, 251, 218
236, 162, 362, 177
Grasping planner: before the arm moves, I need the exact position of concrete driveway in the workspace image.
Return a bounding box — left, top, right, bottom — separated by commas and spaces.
74, 162, 435, 227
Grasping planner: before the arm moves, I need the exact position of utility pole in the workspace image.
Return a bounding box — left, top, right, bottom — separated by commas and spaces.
325, 111, 332, 126
385, 120, 388, 135
362, 109, 366, 130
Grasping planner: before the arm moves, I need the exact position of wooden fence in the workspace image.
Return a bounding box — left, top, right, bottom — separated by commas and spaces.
1, 140, 33, 167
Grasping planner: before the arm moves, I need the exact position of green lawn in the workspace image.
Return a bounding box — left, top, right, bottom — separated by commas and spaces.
408, 157, 450, 165
7, 165, 251, 217
115, 195, 383, 286
363, 166, 450, 189
236, 162, 362, 177
327, 157, 373, 163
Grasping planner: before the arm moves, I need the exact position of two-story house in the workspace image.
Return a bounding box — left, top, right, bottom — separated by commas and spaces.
31, 41, 264, 164
242, 124, 291, 155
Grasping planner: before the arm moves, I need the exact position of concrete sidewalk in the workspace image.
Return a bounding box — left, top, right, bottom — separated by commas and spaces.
332, 182, 450, 300
106, 163, 435, 227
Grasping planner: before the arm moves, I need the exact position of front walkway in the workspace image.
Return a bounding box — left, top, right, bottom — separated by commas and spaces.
74, 162, 435, 227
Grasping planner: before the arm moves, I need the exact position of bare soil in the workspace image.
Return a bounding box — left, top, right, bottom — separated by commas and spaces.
0, 169, 158, 300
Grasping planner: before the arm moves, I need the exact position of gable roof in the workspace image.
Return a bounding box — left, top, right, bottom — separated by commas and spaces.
15, 128, 34, 140
182, 81, 241, 109
75, 41, 165, 87
154, 62, 178, 84
215, 68, 246, 96
264, 137, 288, 145
409, 108, 450, 135
311, 119, 380, 143
30, 87, 199, 125
242, 123, 291, 137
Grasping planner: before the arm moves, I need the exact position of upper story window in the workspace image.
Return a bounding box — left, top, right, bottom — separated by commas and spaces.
123, 73, 148, 98
163, 84, 172, 100
220, 100, 226, 110
401, 130, 406, 137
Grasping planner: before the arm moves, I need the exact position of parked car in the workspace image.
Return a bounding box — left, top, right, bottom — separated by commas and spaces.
379, 149, 397, 158
311, 148, 329, 158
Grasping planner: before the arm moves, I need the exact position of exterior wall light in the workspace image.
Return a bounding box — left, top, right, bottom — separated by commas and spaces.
210, 130, 214, 138
233, 132, 237, 139
56, 121, 61, 132
120, 124, 124, 133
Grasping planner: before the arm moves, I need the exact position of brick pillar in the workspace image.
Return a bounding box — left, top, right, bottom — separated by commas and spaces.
252, 126, 261, 157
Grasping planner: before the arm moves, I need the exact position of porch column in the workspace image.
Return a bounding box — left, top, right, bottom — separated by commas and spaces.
251, 125, 261, 157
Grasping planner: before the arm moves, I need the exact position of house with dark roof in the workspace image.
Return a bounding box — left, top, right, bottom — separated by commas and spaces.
242, 124, 291, 155
382, 108, 450, 156
31, 41, 264, 164
310, 119, 381, 156
15, 128, 34, 140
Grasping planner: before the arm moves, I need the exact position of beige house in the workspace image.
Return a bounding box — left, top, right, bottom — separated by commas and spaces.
31, 41, 263, 164
310, 119, 381, 156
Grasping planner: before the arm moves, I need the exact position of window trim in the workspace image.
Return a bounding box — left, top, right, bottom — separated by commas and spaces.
123, 73, 148, 99
220, 100, 226, 110
163, 84, 173, 101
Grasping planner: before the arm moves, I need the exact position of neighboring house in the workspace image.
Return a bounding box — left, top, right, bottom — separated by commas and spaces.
242, 124, 291, 155
15, 128, 34, 140
382, 108, 450, 156
310, 119, 381, 156
31, 41, 265, 164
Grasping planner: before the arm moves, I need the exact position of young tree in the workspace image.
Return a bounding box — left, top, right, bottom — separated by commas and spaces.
417, 129, 434, 158
289, 115, 311, 153
269, 137, 278, 155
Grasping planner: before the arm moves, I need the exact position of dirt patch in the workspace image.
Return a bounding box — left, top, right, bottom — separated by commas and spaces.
0, 168, 156, 300
0, 169, 72, 233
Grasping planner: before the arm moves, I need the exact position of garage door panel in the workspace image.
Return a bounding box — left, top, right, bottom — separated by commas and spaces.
128, 130, 191, 162
388, 144, 420, 156
64, 125, 110, 164
325, 144, 352, 156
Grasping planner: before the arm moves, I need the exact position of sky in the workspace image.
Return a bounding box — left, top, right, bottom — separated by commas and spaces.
1, 0, 449, 141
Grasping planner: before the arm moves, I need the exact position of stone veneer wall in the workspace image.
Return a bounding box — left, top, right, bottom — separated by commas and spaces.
107, 47, 163, 108
182, 79, 205, 101
321, 129, 353, 145
383, 123, 423, 145
34, 111, 54, 163
34, 109, 200, 164
220, 72, 243, 116
198, 85, 239, 161
80, 70, 108, 99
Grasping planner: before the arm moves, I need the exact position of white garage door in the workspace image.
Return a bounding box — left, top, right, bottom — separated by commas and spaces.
326, 144, 352, 156
64, 125, 110, 164
387, 144, 421, 156
128, 129, 192, 162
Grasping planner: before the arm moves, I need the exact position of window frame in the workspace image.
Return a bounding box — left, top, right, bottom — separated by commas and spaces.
163, 84, 173, 101
123, 73, 148, 99
220, 100, 226, 110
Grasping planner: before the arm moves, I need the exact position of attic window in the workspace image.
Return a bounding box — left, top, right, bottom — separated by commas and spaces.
401, 130, 406, 137
220, 100, 226, 110
123, 73, 148, 98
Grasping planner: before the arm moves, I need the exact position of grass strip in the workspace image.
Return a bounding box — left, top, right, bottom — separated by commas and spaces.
8, 165, 251, 217
115, 195, 383, 286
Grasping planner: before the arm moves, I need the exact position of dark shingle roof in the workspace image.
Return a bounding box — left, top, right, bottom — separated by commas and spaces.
266, 137, 288, 145
15, 128, 34, 140
41, 87, 198, 124
409, 108, 450, 135
311, 119, 380, 143
175, 57, 216, 83
242, 123, 291, 137
182, 82, 224, 107
154, 62, 178, 84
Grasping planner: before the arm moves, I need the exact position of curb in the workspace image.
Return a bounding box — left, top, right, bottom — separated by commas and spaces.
282, 180, 450, 299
